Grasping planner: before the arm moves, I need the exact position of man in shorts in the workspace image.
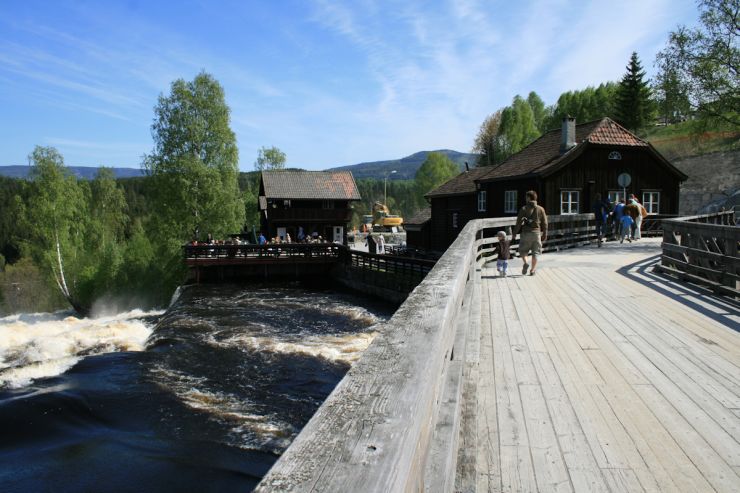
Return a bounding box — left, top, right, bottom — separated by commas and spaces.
512, 190, 548, 276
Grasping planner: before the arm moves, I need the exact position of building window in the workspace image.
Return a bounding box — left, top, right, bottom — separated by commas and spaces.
642, 192, 660, 214
452, 212, 459, 229
504, 190, 517, 213
322, 200, 334, 209
283, 199, 291, 208
477, 191, 487, 212
608, 190, 626, 204
560, 190, 580, 214
608, 151, 622, 160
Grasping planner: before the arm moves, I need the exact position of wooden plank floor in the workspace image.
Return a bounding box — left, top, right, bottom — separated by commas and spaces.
473, 237, 740, 492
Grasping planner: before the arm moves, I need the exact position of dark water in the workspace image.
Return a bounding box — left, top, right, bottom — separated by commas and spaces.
0, 284, 391, 492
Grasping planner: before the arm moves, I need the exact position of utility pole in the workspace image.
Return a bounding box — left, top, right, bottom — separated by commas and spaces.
384, 169, 397, 205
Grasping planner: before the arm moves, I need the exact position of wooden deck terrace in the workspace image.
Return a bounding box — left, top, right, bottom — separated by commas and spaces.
256, 213, 740, 492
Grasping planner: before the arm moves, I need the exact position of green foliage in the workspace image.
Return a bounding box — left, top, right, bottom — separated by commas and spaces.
473, 110, 502, 166
414, 152, 459, 205
640, 118, 740, 160
497, 95, 540, 161
527, 91, 549, 133
0, 176, 29, 263
656, 0, 739, 127
653, 55, 692, 124
544, 83, 618, 130
353, 179, 419, 228
0, 257, 67, 315
614, 52, 655, 131
25, 146, 89, 312
254, 146, 287, 171
144, 71, 244, 243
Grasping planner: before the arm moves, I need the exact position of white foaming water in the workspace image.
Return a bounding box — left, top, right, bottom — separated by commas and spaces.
0, 309, 161, 389
149, 365, 297, 452
209, 331, 379, 364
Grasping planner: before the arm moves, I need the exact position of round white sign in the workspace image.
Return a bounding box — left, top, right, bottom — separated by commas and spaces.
617, 173, 631, 188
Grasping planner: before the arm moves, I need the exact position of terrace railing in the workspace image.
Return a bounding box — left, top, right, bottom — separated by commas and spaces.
656, 211, 739, 297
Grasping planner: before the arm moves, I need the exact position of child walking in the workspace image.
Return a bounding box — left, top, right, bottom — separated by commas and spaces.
494, 231, 511, 277
619, 214, 634, 243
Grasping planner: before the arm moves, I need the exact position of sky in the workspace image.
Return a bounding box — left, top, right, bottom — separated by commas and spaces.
0, 0, 699, 171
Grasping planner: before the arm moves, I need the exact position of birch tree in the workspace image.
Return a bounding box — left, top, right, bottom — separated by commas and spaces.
26, 146, 88, 313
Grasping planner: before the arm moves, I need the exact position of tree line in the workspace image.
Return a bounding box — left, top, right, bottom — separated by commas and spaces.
0, 70, 458, 315
473, 0, 738, 166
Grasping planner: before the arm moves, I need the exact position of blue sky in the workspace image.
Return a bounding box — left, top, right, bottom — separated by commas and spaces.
0, 0, 698, 171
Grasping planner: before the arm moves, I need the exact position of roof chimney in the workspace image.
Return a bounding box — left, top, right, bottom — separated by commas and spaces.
561, 116, 576, 154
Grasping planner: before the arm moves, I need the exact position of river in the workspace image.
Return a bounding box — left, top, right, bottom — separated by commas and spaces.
0, 283, 392, 492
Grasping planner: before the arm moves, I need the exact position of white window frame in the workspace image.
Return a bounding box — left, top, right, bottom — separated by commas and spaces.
608, 190, 626, 204
477, 191, 487, 212
560, 190, 580, 214
452, 212, 459, 229
642, 191, 660, 214
504, 190, 517, 213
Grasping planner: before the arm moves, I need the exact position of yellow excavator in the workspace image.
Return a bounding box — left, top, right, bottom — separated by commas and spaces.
367, 201, 403, 232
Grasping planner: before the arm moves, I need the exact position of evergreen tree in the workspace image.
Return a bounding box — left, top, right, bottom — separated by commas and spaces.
614, 52, 654, 130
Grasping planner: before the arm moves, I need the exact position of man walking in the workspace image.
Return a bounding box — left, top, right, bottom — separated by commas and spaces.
512, 190, 548, 276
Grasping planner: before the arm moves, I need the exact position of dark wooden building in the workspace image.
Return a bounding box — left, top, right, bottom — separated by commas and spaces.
259, 170, 361, 243
403, 207, 432, 251
421, 117, 688, 252
421, 166, 492, 251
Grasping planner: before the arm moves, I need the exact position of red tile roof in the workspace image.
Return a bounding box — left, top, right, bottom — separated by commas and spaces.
479, 118, 649, 182
262, 170, 361, 200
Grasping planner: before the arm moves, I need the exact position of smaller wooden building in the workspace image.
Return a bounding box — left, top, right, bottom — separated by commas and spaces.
403, 208, 432, 251
422, 117, 688, 252
259, 170, 361, 243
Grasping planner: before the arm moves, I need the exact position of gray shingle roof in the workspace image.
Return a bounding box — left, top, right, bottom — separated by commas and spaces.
425, 166, 490, 198
405, 207, 432, 225
261, 170, 361, 200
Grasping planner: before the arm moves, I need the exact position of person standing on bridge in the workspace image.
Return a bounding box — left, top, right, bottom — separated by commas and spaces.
513, 190, 548, 276
591, 193, 607, 247
493, 231, 511, 277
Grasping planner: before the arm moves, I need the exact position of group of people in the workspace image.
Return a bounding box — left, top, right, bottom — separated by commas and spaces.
257, 231, 326, 245
492, 189, 649, 278
592, 193, 649, 245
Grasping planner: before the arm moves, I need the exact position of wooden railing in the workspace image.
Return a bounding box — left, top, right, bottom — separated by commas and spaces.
183, 243, 342, 262
641, 214, 679, 236
256, 213, 597, 492
655, 211, 739, 297
337, 248, 436, 294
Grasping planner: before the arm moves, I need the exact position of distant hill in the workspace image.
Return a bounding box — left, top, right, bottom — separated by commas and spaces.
326, 150, 479, 180
0, 165, 145, 180
0, 149, 479, 181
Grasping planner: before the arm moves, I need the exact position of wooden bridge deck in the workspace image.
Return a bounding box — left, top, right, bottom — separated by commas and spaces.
469, 237, 740, 492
